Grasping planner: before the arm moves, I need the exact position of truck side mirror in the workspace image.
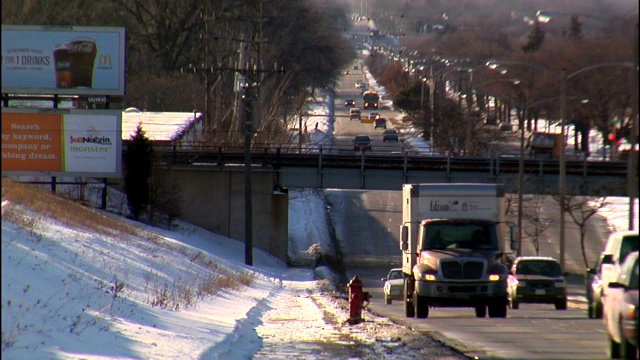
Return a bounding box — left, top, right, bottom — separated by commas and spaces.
400, 225, 408, 251
509, 224, 519, 251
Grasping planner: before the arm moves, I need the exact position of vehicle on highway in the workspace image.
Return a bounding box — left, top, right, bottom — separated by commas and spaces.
600, 231, 639, 314
603, 250, 638, 359
368, 112, 380, 121
353, 135, 371, 151
507, 256, 567, 310
373, 118, 387, 129
363, 90, 380, 109
381, 268, 404, 304
587, 253, 606, 318
349, 107, 361, 120
383, 129, 399, 142
355, 80, 365, 89
399, 184, 518, 319
345, 99, 356, 107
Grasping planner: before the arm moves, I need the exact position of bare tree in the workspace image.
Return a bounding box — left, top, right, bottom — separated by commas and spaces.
521, 194, 552, 255
554, 195, 609, 268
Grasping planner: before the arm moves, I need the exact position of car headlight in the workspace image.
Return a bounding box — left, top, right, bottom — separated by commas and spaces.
422, 273, 437, 281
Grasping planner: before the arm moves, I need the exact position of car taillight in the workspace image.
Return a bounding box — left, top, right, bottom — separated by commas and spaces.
623, 294, 638, 320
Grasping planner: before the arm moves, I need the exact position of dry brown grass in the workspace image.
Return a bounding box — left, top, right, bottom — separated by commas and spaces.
2, 178, 253, 310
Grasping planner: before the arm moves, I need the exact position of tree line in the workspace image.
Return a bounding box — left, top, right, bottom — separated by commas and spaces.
362, 0, 637, 158
2, 0, 354, 145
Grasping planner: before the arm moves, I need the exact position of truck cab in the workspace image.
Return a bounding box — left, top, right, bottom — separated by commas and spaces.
399, 183, 518, 319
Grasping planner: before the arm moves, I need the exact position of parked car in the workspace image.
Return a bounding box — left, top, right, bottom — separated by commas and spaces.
373, 118, 387, 129
600, 231, 639, 314
381, 268, 404, 304
383, 129, 399, 142
586, 253, 606, 318
507, 256, 568, 310
344, 99, 356, 107
353, 135, 371, 151
603, 250, 638, 359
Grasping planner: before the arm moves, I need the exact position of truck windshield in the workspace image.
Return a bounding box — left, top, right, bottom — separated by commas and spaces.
422, 223, 498, 251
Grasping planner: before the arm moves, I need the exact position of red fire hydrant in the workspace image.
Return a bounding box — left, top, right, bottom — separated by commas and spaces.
347, 275, 371, 324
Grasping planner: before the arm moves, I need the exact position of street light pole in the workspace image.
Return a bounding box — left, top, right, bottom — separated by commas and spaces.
559, 68, 567, 270
628, 23, 639, 231
466, 73, 473, 154
429, 66, 436, 147
518, 110, 525, 257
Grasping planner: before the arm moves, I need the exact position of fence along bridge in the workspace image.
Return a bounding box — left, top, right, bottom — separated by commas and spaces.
153, 144, 631, 196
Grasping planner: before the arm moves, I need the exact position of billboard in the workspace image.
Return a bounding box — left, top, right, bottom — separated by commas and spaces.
1, 108, 122, 177
1, 25, 125, 96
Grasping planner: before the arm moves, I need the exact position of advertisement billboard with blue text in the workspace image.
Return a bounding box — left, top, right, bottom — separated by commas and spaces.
1, 25, 125, 96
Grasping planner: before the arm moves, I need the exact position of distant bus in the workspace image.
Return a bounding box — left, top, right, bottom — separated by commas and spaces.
362, 91, 379, 109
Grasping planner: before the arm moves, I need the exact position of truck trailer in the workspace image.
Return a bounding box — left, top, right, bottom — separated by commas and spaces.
399, 183, 518, 319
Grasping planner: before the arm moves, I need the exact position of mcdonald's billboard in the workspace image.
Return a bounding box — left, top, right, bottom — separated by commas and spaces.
1, 108, 122, 177
1, 25, 125, 96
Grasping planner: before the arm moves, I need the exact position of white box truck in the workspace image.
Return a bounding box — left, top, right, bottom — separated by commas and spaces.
399, 183, 518, 319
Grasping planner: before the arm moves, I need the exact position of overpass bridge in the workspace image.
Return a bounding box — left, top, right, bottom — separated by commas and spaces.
128, 143, 632, 264
155, 144, 630, 196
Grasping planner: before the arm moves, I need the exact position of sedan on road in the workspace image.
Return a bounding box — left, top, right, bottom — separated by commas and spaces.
381, 268, 404, 304
353, 135, 372, 152
345, 99, 356, 107
373, 118, 387, 129
587, 253, 606, 318
383, 129, 399, 142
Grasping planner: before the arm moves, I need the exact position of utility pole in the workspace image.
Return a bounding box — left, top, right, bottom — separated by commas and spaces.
628, 23, 638, 230
191, 2, 283, 266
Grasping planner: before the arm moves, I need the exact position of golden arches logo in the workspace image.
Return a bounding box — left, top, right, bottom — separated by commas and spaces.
98, 54, 112, 66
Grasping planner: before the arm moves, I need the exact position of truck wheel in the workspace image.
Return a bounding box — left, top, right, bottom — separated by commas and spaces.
609, 333, 621, 359
385, 293, 391, 305
489, 302, 508, 318
415, 294, 429, 318
475, 305, 487, 318
594, 302, 602, 318
404, 278, 415, 318
620, 321, 636, 359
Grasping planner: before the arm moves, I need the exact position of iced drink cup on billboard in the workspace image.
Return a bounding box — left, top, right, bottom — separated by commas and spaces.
53, 43, 72, 88
69, 38, 97, 88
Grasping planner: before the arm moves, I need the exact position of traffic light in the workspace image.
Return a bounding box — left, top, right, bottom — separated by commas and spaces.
608, 128, 622, 146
